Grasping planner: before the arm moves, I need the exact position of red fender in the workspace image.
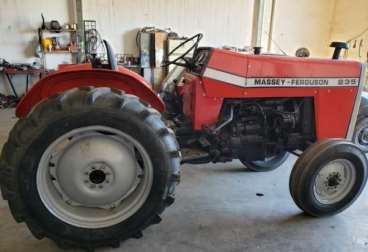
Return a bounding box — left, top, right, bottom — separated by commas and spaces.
16, 64, 165, 118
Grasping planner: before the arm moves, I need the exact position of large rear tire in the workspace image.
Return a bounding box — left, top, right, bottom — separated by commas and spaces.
289, 140, 367, 217
0, 87, 181, 251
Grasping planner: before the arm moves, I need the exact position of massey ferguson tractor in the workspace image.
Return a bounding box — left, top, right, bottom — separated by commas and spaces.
0, 34, 368, 251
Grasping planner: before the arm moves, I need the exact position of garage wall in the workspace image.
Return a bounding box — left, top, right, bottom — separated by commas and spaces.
0, 0, 255, 96
82, 0, 255, 56
0, 0, 74, 95
1, 0, 365, 96
329, 0, 368, 62
270, 0, 336, 57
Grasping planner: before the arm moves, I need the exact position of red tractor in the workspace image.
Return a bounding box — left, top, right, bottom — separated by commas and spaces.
1, 34, 368, 251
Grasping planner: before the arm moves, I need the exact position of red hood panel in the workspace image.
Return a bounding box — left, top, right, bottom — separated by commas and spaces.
207, 48, 361, 78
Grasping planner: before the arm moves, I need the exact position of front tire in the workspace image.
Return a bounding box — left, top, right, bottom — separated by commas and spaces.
289, 140, 367, 217
0, 87, 181, 250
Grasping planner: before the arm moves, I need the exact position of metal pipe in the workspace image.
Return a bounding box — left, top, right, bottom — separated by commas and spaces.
213, 106, 234, 133
267, 0, 276, 52
251, 0, 266, 48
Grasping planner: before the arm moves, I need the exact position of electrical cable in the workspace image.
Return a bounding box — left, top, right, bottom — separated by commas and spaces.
263, 30, 287, 55
346, 26, 368, 43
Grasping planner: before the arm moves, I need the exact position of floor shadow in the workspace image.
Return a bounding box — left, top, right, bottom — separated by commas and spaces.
211, 166, 251, 173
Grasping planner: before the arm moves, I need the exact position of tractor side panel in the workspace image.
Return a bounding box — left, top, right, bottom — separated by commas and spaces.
200, 49, 363, 139
202, 78, 359, 139
16, 65, 165, 118
182, 73, 223, 130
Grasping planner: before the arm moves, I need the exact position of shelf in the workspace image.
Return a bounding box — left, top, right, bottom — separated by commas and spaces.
41, 29, 77, 33
44, 50, 79, 54
120, 64, 141, 68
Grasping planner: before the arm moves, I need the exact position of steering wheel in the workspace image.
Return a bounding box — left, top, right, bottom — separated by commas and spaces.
163, 33, 203, 67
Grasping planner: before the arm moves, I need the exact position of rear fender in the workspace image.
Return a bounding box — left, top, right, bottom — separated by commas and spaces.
16, 65, 165, 118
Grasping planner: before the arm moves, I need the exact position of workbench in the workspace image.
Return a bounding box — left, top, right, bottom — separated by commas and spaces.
0, 68, 46, 99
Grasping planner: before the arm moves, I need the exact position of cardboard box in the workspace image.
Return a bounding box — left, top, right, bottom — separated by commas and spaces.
139, 32, 153, 68
142, 67, 166, 91
154, 31, 168, 67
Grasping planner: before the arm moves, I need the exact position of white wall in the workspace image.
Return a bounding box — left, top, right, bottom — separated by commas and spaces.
0, 0, 74, 95
1, 0, 255, 95
1, 0, 367, 96
329, 0, 368, 62
270, 0, 336, 57
83, 0, 255, 56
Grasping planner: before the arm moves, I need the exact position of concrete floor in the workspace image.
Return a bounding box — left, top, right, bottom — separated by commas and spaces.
0, 109, 368, 252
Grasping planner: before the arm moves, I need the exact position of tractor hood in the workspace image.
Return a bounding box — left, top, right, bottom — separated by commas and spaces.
203, 48, 362, 87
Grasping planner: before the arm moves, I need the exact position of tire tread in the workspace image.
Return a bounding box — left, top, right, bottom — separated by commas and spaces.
0, 87, 181, 251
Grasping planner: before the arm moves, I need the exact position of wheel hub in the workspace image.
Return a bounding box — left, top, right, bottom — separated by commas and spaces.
84, 162, 112, 187
313, 159, 356, 205
89, 168, 107, 185
37, 126, 153, 228
326, 172, 342, 187
54, 135, 139, 208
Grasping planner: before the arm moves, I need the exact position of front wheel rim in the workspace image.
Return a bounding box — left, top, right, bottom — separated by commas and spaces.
313, 159, 356, 205
36, 126, 153, 229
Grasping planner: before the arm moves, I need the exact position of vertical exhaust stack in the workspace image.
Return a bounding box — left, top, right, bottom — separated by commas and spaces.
330, 42, 349, 60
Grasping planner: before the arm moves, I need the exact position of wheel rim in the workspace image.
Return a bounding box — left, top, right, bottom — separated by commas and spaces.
250, 152, 288, 169
253, 154, 281, 165
354, 122, 368, 151
37, 126, 153, 229
313, 159, 356, 205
